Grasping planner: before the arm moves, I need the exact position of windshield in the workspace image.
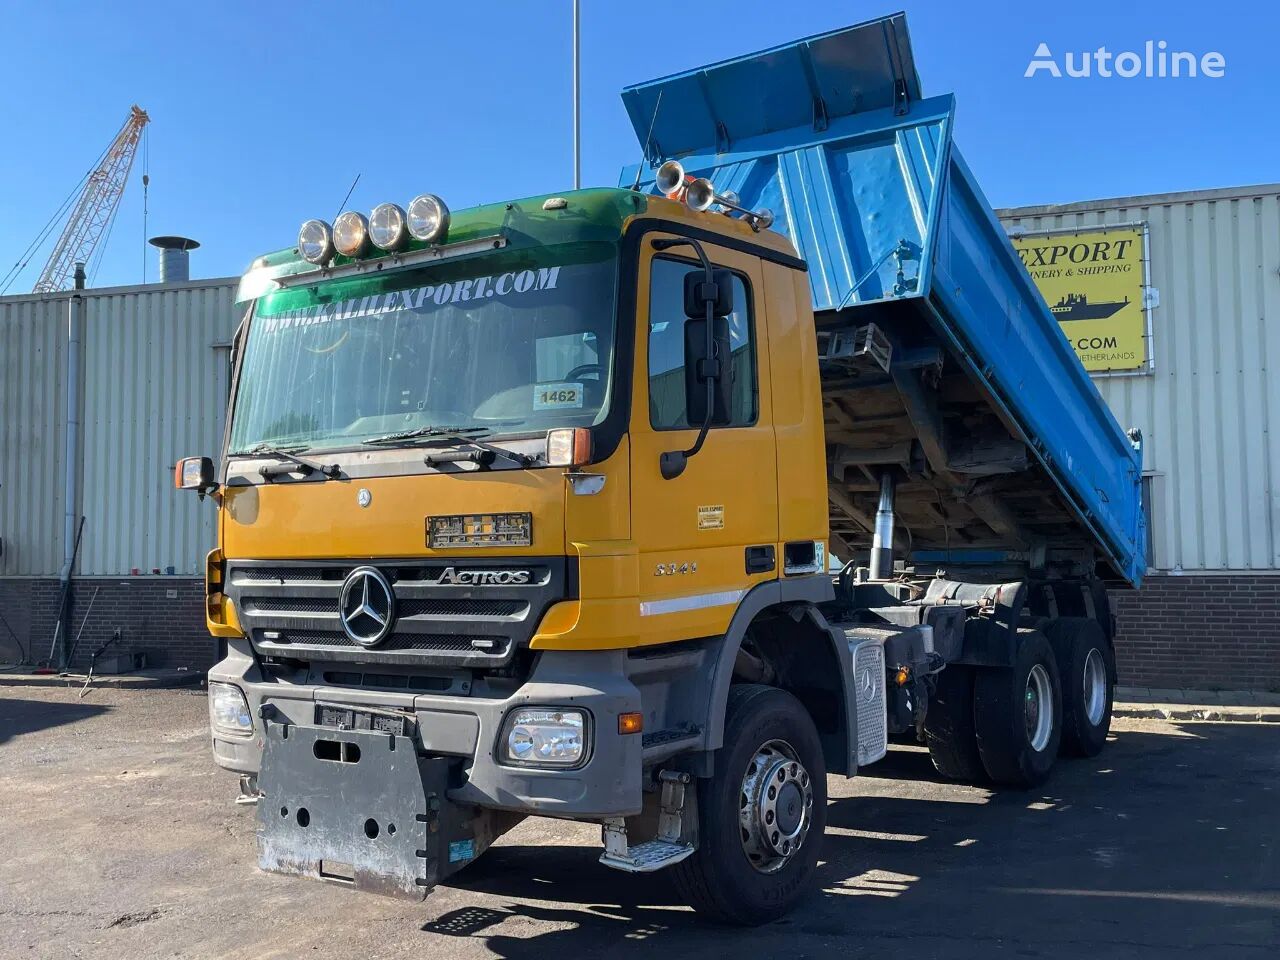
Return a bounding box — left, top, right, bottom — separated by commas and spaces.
228, 241, 617, 454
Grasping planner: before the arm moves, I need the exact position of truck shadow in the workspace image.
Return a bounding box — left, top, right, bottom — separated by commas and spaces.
430, 723, 1279, 959
0, 697, 109, 745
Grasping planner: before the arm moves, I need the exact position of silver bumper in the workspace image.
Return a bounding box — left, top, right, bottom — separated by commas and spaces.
209, 640, 644, 819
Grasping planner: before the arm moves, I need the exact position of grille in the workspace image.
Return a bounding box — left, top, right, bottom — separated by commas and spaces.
852, 639, 888, 766
260, 630, 509, 655
240, 596, 525, 618
233, 567, 336, 583
241, 596, 336, 615
401, 598, 525, 618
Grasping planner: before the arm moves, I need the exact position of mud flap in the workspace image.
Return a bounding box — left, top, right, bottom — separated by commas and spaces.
256, 722, 449, 900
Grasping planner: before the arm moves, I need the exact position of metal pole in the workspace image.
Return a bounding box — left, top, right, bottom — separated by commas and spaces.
58, 262, 87, 669
870, 472, 896, 581
572, 0, 581, 189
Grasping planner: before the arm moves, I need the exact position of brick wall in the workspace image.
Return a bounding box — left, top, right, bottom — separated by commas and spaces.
1112, 574, 1280, 692
4, 572, 1278, 690
0, 577, 213, 671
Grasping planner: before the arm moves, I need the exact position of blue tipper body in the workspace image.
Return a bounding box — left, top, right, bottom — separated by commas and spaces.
619, 12, 1146, 587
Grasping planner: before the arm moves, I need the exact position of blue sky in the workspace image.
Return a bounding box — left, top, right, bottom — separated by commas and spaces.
0, 0, 1272, 290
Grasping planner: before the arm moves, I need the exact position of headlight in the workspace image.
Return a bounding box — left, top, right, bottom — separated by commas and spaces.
369, 202, 409, 251
298, 219, 334, 264
333, 210, 369, 258
407, 194, 450, 243
209, 682, 254, 738
500, 708, 587, 766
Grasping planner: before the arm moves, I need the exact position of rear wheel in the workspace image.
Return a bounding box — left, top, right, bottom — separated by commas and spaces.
973, 630, 1062, 787
672, 684, 826, 925
923, 665, 986, 782
1045, 618, 1114, 757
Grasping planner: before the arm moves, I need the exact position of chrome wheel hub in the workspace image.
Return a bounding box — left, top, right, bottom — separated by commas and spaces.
1083, 647, 1108, 726
1025, 663, 1055, 752
739, 739, 813, 874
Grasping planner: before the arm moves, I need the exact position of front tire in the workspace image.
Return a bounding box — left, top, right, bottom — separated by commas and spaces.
1045, 618, 1115, 757
973, 630, 1062, 787
672, 684, 827, 925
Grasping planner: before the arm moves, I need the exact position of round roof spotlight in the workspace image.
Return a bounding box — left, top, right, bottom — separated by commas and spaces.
407, 194, 450, 243
333, 211, 370, 258
685, 178, 716, 212
655, 160, 685, 196
298, 219, 334, 265
369, 203, 409, 252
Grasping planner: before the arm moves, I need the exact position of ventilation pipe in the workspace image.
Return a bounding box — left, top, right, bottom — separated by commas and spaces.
148, 235, 199, 283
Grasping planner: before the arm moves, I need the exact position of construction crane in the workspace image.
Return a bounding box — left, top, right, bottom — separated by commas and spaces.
31, 105, 149, 293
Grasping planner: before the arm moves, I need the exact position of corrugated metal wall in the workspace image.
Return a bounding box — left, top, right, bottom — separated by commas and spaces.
0, 279, 238, 577
1000, 185, 1280, 573
0, 298, 67, 575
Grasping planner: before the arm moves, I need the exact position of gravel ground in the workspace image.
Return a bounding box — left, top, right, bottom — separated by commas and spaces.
1, 684, 1276, 959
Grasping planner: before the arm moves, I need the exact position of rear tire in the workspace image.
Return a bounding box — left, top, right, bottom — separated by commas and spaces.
1045, 618, 1114, 757
672, 684, 827, 925
973, 630, 1062, 787
923, 666, 987, 782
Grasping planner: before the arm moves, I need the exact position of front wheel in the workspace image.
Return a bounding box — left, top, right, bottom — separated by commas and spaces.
672, 684, 827, 925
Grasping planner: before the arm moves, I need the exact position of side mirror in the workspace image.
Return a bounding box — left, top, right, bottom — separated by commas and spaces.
684, 316, 733, 427
683, 268, 734, 319
175, 456, 218, 499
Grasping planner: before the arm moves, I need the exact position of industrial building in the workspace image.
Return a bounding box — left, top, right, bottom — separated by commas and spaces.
1, 182, 1278, 692
0, 242, 237, 671
998, 182, 1280, 692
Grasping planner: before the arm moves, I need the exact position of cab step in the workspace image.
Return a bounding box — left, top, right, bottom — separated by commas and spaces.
598, 770, 695, 874
599, 836, 694, 873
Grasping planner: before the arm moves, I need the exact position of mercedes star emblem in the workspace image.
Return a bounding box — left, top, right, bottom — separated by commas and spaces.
357, 488, 372, 508
338, 566, 395, 647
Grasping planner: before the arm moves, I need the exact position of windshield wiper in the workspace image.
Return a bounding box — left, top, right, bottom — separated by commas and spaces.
361, 425, 492, 446
243, 442, 341, 480
363, 424, 537, 471
362, 425, 537, 468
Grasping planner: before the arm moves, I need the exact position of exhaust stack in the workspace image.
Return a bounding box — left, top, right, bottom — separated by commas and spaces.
148, 235, 199, 284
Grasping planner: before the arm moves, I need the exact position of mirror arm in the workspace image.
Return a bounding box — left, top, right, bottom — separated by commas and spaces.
653, 238, 718, 480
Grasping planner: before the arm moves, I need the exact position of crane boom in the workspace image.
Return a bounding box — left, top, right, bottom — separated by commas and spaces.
32, 105, 149, 293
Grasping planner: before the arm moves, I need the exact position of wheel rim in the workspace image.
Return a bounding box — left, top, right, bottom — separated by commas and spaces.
1024, 663, 1054, 752
1083, 647, 1108, 726
738, 739, 814, 875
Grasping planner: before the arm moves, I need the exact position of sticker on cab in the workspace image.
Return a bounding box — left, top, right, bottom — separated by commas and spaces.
533, 382, 584, 410
698, 505, 724, 530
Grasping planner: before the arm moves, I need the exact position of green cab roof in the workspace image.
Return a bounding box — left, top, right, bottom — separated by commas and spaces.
237, 187, 647, 305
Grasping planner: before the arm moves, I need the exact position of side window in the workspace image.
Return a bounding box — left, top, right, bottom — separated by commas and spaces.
648, 257, 757, 430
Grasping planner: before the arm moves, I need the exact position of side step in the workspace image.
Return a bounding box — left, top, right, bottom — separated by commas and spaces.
598, 771, 695, 874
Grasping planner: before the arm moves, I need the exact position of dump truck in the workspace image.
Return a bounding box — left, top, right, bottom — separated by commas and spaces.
180, 13, 1145, 924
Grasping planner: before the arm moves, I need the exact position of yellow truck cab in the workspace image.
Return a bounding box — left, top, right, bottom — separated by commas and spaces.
182, 16, 1143, 924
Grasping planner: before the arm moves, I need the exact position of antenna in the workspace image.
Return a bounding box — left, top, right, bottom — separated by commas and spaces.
631, 90, 664, 191
572, 0, 581, 189
333, 173, 361, 223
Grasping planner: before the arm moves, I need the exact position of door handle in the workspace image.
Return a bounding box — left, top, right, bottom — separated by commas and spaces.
745, 545, 775, 574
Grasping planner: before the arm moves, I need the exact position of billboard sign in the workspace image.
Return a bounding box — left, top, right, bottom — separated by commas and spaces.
1009, 225, 1151, 373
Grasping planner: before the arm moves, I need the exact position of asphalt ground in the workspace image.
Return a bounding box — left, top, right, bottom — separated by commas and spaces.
1, 685, 1276, 959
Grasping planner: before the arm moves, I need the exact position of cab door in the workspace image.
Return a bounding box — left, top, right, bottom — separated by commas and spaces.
629, 233, 778, 647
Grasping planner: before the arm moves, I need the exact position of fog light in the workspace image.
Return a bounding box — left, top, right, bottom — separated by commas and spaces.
369, 202, 409, 251
209, 682, 253, 738
333, 210, 369, 258
501, 708, 586, 766
298, 219, 334, 264
407, 194, 450, 243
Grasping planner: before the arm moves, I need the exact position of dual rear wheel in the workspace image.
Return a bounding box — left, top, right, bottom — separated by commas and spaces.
925, 620, 1114, 786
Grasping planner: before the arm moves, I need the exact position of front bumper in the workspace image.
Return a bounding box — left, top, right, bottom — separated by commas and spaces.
209, 640, 643, 819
